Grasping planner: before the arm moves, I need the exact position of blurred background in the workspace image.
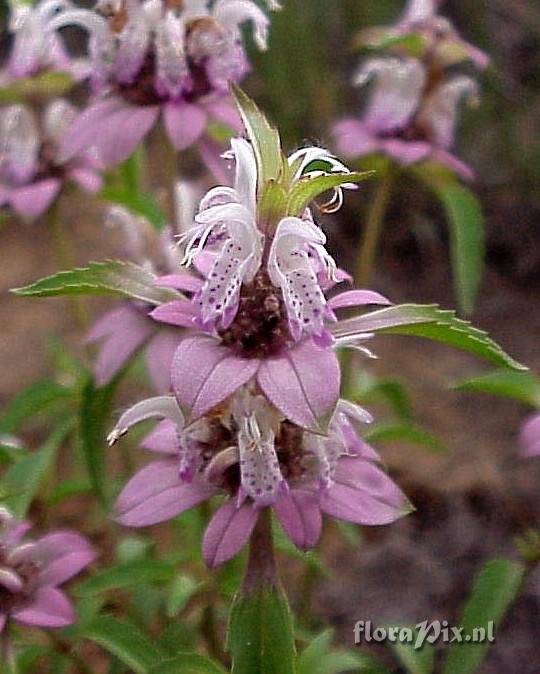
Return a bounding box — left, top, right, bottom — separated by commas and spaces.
1, 1, 539, 671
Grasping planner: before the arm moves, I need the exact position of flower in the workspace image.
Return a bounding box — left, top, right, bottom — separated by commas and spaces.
520, 412, 540, 457
0, 100, 102, 220
0, 508, 95, 632
108, 391, 411, 567
50, 0, 280, 167
86, 183, 202, 390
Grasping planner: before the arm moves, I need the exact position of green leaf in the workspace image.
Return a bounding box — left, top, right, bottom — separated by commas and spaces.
149, 654, 228, 674
47, 476, 92, 505
165, 573, 203, 618
365, 422, 445, 452
230, 83, 282, 191
331, 304, 526, 371
349, 372, 412, 420
12, 260, 179, 305
442, 558, 525, 674
386, 626, 434, 674
75, 559, 175, 596
84, 615, 163, 674
452, 370, 540, 407
286, 171, 374, 216
227, 584, 296, 674
0, 379, 72, 433
433, 182, 485, 315
1, 420, 72, 517
79, 376, 118, 510
101, 187, 167, 230
298, 630, 392, 674
258, 180, 288, 227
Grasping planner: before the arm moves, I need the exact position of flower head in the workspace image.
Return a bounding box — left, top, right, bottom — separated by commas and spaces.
0, 100, 102, 219
0, 508, 95, 632
51, 0, 279, 166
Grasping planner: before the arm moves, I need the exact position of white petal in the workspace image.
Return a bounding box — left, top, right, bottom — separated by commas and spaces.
108, 396, 184, 445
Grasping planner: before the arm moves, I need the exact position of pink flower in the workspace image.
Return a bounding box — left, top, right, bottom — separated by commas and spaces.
108, 392, 411, 567
0, 508, 96, 632
520, 413, 540, 457
0, 100, 103, 220
50, 0, 279, 167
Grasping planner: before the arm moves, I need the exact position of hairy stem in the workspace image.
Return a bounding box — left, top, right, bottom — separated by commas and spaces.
355, 168, 395, 287
242, 509, 277, 593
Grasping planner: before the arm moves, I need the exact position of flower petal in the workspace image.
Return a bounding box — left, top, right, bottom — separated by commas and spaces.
520, 413, 540, 457
114, 459, 215, 526
153, 273, 203, 293
33, 532, 96, 586
145, 331, 182, 394
11, 179, 61, 219
202, 500, 258, 567
172, 336, 259, 422
273, 489, 322, 550
141, 419, 178, 454
328, 289, 391, 311
12, 587, 75, 628
150, 300, 197, 328
163, 101, 206, 150
381, 138, 431, 164
257, 340, 340, 432
333, 119, 379, 157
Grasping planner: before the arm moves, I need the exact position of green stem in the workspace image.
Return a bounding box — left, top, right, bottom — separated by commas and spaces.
1, 630, 18, 674
46, 198, 89, 331
354, 168, 395, 287
242, 509, 277, 593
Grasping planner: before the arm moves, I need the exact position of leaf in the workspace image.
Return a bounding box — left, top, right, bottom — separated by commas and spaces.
452, 370, 540, 407
230, 83, 282, 191
227, 584, 296, 674
101, 187, 166, 230
149, 654, 228, 674
386, 626, 434, 674
79, 375, 118, 510
0, 379, 72, 433
258, 180, 287, 227
331, 304, 526, 371
47, 476, 92, 505
286, 171, 374, 216
442, 558, 525, 674
298, 630, 392, 674
349, 372, 412, 420
75, 559, 175, 596
12, 260, 179, 305
365, 422, 445, 452
433, 182, 485, 315
1, 420, 73, 517
83, 614, 163, 674
165, 573, 203, 618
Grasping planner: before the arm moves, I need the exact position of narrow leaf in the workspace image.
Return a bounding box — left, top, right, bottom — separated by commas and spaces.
75, 559, 175, 596
452, 370, 540, 407
286, 171, 374, 216
365, 422, 445, 452
442, 558, 525, 674
332, 304, 526, 371
101, 187, 166, 230
386, 625, 434, 674
12, 260, 179, 305
149, 653, 227, 674
230, 83, 282, 190
0, 379, 71, 433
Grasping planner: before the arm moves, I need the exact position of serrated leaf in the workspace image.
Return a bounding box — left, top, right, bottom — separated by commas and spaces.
0, 379, 72, 434
227, 584, 296, 674
442, 558, 525, 674
149, 653, 228, 674
331, 304, 526, 371
365, 422, 445, 452
434, 182, 485, 315
101, 187, 166, 230
286, 171, 374, 216
75, 559, 175, 596
84, 615, 163, 674
452, 370, 540, 407
12, 260, 178, 304
230, 83, 282, 191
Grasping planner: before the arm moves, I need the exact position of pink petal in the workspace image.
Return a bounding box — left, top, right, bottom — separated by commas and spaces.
202, 500, 258, 568
520, 413, 540, 457
197, 137, 233, 184
273, 489, 322, 550
33, 532, 96, 586
69, 167, 103, 193
12, 587, 75, 628
430, 148, 475, 181
172, 336, 259, 422
333, 119, 379, 157
163, 102, 206, 150
11, 179, 61, 219
145, 330, 181, 394
381, 139, 431, 164
328, 289, 392, 311
141, 419, 177, 454
204, 98, 243, 131
114, 459, 215, 526
153, 274, 203, 293
150, 300, 197, 328
257, 341, 340, 432
85, 306, 135, 343
319, 457, 412, 525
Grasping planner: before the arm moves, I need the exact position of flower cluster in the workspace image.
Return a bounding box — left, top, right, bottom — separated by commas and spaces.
333, 0, 489, 179
0, 507, 95, 633
108, 125, 412, 566
47, 0, 280, 166
0, 100, 102, 219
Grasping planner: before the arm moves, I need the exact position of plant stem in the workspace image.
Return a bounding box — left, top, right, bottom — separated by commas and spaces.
354, 168, 395, 287
242, 509, 277, 593
46, 198, 89, 331
1, 630, 17, 674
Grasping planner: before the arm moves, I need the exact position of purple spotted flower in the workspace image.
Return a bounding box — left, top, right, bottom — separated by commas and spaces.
0, 508, 96, 632
0, 100, 102, 220
334, 0, 489, 180
108, 392, 411, 567
520, 412, 540, 457
86, 184, 202, 390
49, 0, 279, 167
